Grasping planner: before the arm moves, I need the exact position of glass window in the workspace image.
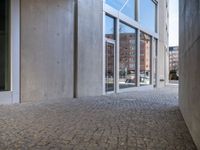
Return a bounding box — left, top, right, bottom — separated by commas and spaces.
105, 15, 116, 92
121, 0, 135, 19
0, 0, 10, 91
105, 15, 115, 40
106, 0, 136, 20
106, 0, 126, 10
119, 22, 137, 89
140, 32, 151, 86
140, 0, 157, 32
105, 42, 115, 92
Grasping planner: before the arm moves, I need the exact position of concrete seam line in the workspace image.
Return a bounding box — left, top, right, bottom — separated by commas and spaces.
73, 0, 78, 98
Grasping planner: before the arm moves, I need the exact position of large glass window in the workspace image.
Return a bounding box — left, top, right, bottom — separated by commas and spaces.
105, 15, 115, 40
140, 32, 151, 86
119, 22, 137, 89
140, 0, 157, 32
0, 0, 10, 91
105, 41, 115, 92
106, 0, 136, 20
105, 15, 116, 93
106, 0, 126, 10
121, 0, 135, 19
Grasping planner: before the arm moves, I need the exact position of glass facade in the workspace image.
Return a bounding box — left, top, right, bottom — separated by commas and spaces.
0, 0, 10, 91
106, 0, 126, 11
104, 0, 158, 92
106, 0, 136, 20
140, 32, 151, 86
105, 42, 115, 92
119, 23, 137, 89
105, 15, 115, 92
105, 15, 115, 40
121, 0, 135, 19
140, 0, 157, 32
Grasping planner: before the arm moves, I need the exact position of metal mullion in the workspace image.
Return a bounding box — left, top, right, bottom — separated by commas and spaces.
136, 0, 140, 22
102, 12, 106, 95
136, 29, 140, 87
150, 37, 154, 85
115, 18, 120, 93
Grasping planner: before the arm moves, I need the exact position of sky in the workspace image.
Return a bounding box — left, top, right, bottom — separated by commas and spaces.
169, 0, 179, 46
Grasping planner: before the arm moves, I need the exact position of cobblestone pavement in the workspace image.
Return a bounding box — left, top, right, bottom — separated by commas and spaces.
0, 86, 197, 150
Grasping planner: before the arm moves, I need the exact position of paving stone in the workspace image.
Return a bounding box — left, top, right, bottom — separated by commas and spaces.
0, 85, 197, 149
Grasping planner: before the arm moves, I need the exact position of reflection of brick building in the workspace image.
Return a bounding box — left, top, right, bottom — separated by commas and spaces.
140, 33, 151, 72
169, 46, 179, 71
106, 33, 151, 74
119, 33, 136, 72
105, 42, 114, 76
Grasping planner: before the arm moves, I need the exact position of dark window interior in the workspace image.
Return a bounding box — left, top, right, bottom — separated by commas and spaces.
0, 0, 10, 91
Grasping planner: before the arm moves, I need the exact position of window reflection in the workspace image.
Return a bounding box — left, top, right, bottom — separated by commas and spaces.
0, 0, 10, 91
105, 15, 115, 40
106, 0, 136, 20
105, 42, 115, 92
140, 32, 151, 86
119, 22, 137, 89
140, 0, 157, 32
121, 0, 135, 19
106, 0, 126, 11
105, 15, 115, 92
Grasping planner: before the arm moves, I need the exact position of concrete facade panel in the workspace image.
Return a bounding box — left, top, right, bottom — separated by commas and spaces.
21, 0, 74, 102
157, 0, 169, 88
179, 0, 200, 149
76, 0, 103, 97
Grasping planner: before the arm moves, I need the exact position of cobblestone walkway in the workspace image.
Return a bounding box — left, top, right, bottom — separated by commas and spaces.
0, 86, 197, 150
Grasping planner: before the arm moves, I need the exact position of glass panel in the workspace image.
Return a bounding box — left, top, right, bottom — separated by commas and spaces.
105, 42, 115, 92
140, 0, 157, 32
121, 0, 135, 19
119, 22, 137, 89
0, 0, 10, 91
140, 32, 151, 86
105, 15, 115, 40
106, 0, 126, 11
106, 0, 136, 20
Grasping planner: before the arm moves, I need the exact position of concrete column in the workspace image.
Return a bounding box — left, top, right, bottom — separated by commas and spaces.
76, 0, 103, 97
179, 0, 200, 149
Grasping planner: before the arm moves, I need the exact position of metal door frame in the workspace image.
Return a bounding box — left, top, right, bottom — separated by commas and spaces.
0, 0, 20, 104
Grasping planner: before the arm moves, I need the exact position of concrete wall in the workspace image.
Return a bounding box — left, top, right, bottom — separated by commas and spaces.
157, 0, 169, 88
76, 0, 103, 97
21, 0, 74, 102
179, 0, 200, 149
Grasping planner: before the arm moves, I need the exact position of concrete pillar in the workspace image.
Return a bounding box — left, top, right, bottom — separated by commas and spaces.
76, 0, 103, 97
179, 0, 200, 149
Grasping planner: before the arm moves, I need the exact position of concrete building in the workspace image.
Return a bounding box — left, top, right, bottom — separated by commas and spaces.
169, 46, 179, 72
157, 0, 170, 87
0, 0, 169, 104
179, 0, 200, 149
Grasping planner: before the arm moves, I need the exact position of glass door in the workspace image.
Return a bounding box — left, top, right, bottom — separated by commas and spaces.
0, 0, 20, 104
105, 40, 115, 93
0, 0, 10, 92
